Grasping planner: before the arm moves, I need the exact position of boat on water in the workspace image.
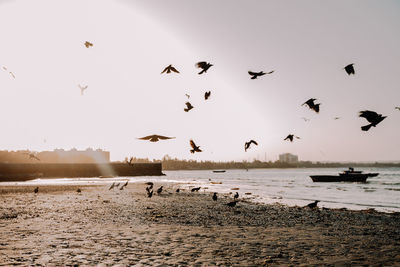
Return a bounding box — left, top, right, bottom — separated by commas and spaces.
212, 170, 226, 173
310, 167, 379, 182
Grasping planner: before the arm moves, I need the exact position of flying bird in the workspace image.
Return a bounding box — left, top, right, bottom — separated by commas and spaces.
126, 157, 134, 166
307, 200, 320, 209
84, 41, 93, 48
248, 70, 274, 79
244, 140, 258, 152
137, 135, 175, 142
2, 66, 16, 78
185, 94, 190, 99
196, 61, 213, 74
161, 64, 179, 74
284, 134, 300, 142
212, 192, 218, 201
204, 91, 211, 100
359, 110, 386, 131
302, 98, 320, 113
334, 117, 341, 120
344, 64, 355, 75
78, 84, 88, 95
184, 102, 194, 112
395, 107, 400, 111
190, 140, 202, 153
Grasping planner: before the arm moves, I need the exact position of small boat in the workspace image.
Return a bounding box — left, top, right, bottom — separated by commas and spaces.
310, 167, 379, 183
212, 170, 226, 173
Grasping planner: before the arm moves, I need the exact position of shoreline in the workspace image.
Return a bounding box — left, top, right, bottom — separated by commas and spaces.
1, 183, 400, 265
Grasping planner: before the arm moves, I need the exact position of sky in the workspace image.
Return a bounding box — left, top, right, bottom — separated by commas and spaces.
0, 0, 399, 162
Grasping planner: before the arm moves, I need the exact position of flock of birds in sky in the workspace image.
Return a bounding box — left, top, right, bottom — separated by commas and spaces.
3, 40, 398, 162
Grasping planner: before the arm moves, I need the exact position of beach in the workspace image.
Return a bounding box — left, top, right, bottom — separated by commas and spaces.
1, 183, 400, 266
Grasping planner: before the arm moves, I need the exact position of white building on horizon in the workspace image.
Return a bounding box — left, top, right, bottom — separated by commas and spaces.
279, 153, 299, 163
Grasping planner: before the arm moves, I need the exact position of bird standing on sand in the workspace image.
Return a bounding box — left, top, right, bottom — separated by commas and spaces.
244, 140, 258, 152
137, 135, 176, 142
344, 63, 355, 75
248, 70, 274, 79
184, 102, 194, 112
145, 182, 154, 190
212, 192, 218, 201
302, 98, 320, 113
190, 140, 202, 154
109, 182, 115, 190
196, 61, 213, 74
34, 187, 39, 194
191, 187, 201, 192
147, 190, 153, 198
157, 186, 163, 195
204, 91, 211, 100
234, 192, 239, 200
77, 188, 81, 193
226, 201, 237, 207
84, 41, 93, 48
176, 188, 180, 193
307, 200, 320, 209
122, 181, 128, 188
161, 64, 180, 74
78, 84, 88, 96
284, 134, 300, 142
359, 110, 386, 131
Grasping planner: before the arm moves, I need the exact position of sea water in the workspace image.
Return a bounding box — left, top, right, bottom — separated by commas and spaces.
4, 167, 400, 213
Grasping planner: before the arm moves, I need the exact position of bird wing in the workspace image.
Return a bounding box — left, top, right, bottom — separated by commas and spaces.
161, 66, 168, 74
284, 135, 290, 140
170, 66, 179, 73
155, 135, 175, 140
266, 70, 274, 74
137, 135, 155, 140
250, 140, 258, 145
190, 139, 196, 149
359, 110, 379, 122
196, 62, 207, 69
185, 102, 193, 108
248, 71, 258, 76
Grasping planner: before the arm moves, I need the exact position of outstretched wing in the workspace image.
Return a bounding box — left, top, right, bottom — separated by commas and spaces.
266, 70, 274, 74
250, 140, 258, 146
170, 66, 179, 73
155, 135, 175, 140
196, 62, 207, 69
185, 102, 193, 108
248, 71, 258, 76
190, 139, 196, 149
161, 66, 169, 74
137, 135, 154, 140
359, 110, 379, 122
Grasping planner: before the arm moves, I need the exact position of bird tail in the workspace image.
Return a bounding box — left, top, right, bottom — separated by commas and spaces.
190, 149, 195, 154
184, 108, 189, 112
361, 124, 372, 131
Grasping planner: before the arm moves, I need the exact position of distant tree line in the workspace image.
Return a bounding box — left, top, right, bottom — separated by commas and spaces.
123, 155, 400, 170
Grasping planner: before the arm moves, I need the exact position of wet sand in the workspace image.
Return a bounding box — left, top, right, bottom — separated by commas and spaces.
0, 183, 399, 266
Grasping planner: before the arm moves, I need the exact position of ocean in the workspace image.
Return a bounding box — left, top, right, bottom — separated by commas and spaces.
4, 167, 400, 213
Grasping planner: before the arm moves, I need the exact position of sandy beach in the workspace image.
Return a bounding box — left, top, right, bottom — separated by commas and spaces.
1, 183, 400, 266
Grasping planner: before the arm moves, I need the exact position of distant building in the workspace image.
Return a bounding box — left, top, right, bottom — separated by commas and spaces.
279, 153, 299, 164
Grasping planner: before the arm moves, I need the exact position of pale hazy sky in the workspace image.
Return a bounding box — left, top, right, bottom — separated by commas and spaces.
0, 0, 399, 162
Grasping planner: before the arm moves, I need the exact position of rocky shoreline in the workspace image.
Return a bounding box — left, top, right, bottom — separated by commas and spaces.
1, 183, 399, 266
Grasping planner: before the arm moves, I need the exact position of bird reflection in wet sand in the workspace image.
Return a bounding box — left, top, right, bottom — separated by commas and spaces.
248, 70, 274, 79
196, 61, 213, 74
161, 64, 179, 74
244, 140, 258, 152
190, 140, 202, 154
359, 110, 386, 131
284, 134, 300, 142
184, 102, 194, 112
302, 98, 320, 113
344, 63, 355, 75
137, 135, 176, 142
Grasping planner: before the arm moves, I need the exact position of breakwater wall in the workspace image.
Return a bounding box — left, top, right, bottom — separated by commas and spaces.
0, 163, 163, 182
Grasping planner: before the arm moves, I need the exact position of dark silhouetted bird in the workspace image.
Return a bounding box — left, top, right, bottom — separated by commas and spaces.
204, 91, 211, 100
359, 110, 386, 131
307, 200, 320, 209
344, 63, 355, 75
395, 107, 400, 111
145, 182, 154, 190
77, 188, 81, 193
34, 187, 39, 194
191, 187, 201, 192
302, 98, 320, 113
212, 192, 218, 201
190, 140, 202, 153
78, 84, 88, 96
147, 190, 153, 198
226, 201, 237, 207
196, 61, 213, 74
157, 186, 163, 195
176, 188, 180, 193
244, 140, 258, 152
137, 135, 175, 142
234, 192, 239, 200
109, 182, 115, 190
334, 117, 341, 120
115, 183, 120, 188
123, 181, 128, 187
126, 157, 134, 166
161, 64, 179, 74
248, 70, 274, 79
184, 102, 194, 112
84, 41, 93, 48
284, 134, 300, 142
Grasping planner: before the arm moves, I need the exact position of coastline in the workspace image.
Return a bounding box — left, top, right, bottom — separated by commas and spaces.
1, 183, 399, 266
